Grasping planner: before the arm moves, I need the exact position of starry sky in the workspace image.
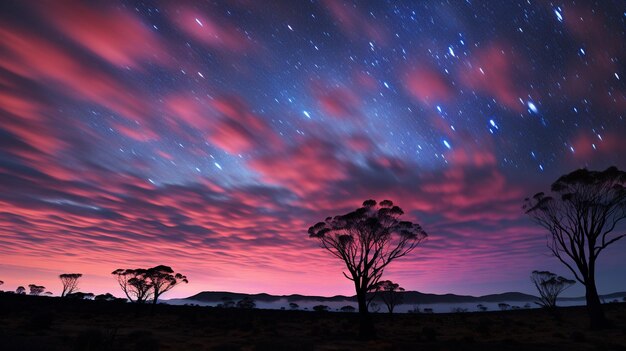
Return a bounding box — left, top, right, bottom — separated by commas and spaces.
1, 0, 625, 299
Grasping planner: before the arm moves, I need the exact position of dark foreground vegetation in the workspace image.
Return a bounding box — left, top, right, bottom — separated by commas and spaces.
2, 293, 626, 351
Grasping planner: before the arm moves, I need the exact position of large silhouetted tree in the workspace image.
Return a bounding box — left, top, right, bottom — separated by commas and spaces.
524, 166, 626, 329
144, 265, 188, 305
373, 280, 405, 314
112, 268, 152, 303
308, 199, 427, 338
16, 286, 25, 294
59, 273, 82, 297
531, 270, 575, 309
28, 284, 45, 296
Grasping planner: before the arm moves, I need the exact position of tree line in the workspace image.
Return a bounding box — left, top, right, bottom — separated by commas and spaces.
0, 265, 188, 305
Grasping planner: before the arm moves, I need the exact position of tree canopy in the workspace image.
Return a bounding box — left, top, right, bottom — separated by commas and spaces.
59, 273, 82, 297
308, 199, 427, 338
531, 270, 575, 309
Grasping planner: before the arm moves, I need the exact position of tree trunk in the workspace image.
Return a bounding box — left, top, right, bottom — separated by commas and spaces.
584, 280, 608, 329
357, 290, 376, 339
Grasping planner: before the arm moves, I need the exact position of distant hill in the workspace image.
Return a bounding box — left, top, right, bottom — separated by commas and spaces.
186, 290, 626, 305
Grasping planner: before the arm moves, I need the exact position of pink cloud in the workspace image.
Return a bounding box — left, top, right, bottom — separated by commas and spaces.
314, 85, 362, 120
0, 26, 151, 123
34, 1, 170, 68
403, 66, 454, 106
249, 138, 348, 197
322, 0, 389, 44
459, 45, 527, 111
166, 5, 254, 53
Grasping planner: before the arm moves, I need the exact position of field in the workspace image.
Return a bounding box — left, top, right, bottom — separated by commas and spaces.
2, 293, 626, 351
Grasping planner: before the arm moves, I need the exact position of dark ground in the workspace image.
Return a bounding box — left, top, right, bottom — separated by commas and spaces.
1, 292, 625, 351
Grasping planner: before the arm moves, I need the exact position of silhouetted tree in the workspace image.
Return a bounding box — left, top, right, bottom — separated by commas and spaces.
145, 265, 188, 305
217, 296, 235, 308
111, 268, 152, 303
94, 293, 117, 301
531, 270, 575, 309
289, 302, 299, 310
16, 286, 25, 294
313, 305, 329, 312
59, 273, 82, 297
524, 166, 626, 329
373, 280, 405, 314
477, 304, 488, 312
236, 297, 256, 309
340, 305, 356, 312
67, 292, 95, 300
498, 303, 510, 311
309, 199, 427, 338
28, 284, 45, 296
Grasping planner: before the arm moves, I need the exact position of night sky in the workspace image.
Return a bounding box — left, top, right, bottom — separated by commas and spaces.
1, 0, 625, 299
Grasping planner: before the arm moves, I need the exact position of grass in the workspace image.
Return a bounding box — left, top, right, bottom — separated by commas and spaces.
1, 292, 625, 350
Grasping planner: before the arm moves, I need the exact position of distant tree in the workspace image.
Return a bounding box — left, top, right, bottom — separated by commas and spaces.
59, 273, 82, 297
531, 270, 575, 309
94, 293, 116, 301
451, 307, 468, 313
373, 280, 405, 314
523, 167, 626, 329
217, 296, 235, 308
0, 280, 3, 287
423, 308, 433, 314
523, 303, 532, 309
236, 297, 256, 309
28, 284, 45, 296
16, 286, 25, 294
144, 265, 188, 305
498, 303, 510, 311
44, 291, 53, 296
477, 304, 488, 312
407, 306, 421, 313
308, 199, 427, 338
289, 302, 299, 310
340, 305, 356, 312
66, 292, 95, 300
111, 268, 152, 303
313, 305, 329, 312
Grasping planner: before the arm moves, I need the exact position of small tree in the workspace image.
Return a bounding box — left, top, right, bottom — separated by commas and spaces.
28, 284, 45, 296
308, 199, 427, 338
236, 297, 256, 309
95, 293, 116, 301
289, 302, 299, 310
59, 273, 82, 297
111, 268, 152, 303
531, 270, 575, 309
498, 303, 510, 311
145, 265, 188, 305
524, 166, 626, 328
16, 286, 25, 294
373, 280, 405, 314
340, 305, 356, 312
313, 305, 329, 312
67, 292, 95, 300
217, 296, 235, 308
477, 304, 488, 312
